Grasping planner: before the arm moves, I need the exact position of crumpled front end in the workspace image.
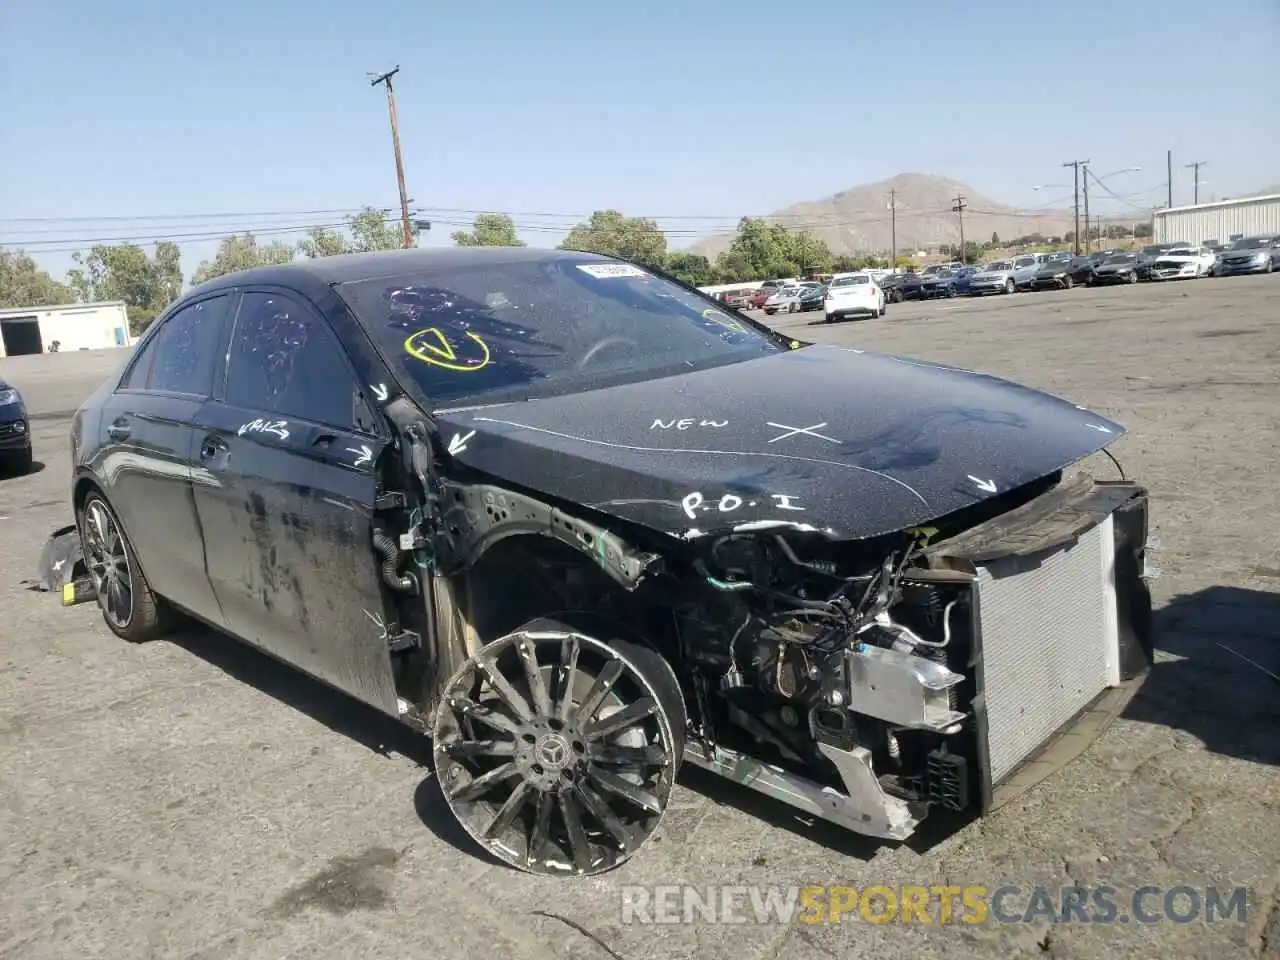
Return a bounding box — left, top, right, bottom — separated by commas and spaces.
679, 471, 1154, 842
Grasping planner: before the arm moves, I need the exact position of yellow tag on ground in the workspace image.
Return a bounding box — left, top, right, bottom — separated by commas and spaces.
61, 582, 76, 605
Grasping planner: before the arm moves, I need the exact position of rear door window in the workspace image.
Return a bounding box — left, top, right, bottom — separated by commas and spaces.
123, 296, 231, 395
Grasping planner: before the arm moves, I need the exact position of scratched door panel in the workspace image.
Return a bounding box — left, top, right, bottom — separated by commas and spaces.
189, 399, 398, 715
96, 391, 222, 621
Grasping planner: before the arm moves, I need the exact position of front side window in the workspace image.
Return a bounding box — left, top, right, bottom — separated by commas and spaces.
224, 291, 362, 430
125, 296, 229, 395
336, 256, 787, 410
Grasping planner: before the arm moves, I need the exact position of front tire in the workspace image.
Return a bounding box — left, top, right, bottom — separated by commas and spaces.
77, 492, 174, 642
1004, 279, 1015, 294
433, 618, 684, 876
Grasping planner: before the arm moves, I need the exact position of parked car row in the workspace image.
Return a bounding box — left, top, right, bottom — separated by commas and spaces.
715, 232, 1279, 328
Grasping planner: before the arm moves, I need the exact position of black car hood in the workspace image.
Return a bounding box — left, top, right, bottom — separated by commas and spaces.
434, 344, 1124, 542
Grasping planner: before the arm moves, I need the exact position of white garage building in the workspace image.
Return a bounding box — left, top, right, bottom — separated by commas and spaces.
1152, 193, 1280, 245
0, 301, 132, 358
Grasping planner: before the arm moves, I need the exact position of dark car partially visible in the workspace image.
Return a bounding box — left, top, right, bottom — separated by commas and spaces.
1090, 252, 1141, 285
1135, 243, 1181, 280
0, 377, 32, 474
1031, 254, 1094, 290
59, 247, 1154, 880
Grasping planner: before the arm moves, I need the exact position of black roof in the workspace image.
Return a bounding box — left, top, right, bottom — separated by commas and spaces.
194, 246, 617, 295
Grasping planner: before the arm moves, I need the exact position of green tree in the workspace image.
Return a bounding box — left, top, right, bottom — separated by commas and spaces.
559, 210, 667, 268
0, 248, 75, 308
451, 213, 524, 247
663, 251, 713, 286
347, 207, 414, 253
297, 226, 351, 259
66, 242, 183, 334
191, 233, 296, 286
711, 218, 834, 280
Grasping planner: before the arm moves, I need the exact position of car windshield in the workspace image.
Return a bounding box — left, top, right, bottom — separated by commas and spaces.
1014, 257, 1037, 268
1165, 248, 1195, 257
337, 258, 789, 409
922, 265, 944, 275
1141, 245, 1171, 255
1105, 254, 1136, 264
983, 261, 1012, 271
1230, 237, 1269, 250
830, 275, 869, 286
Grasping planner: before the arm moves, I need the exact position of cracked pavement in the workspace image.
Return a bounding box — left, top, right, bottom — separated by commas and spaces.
1, 275, 1278, 959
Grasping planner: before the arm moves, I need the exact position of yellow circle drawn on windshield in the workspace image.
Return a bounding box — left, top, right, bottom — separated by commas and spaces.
404, 327, 492, 372
701, 307, 745, 333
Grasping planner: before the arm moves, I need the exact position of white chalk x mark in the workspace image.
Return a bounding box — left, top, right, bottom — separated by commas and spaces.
766, 422, 839, 445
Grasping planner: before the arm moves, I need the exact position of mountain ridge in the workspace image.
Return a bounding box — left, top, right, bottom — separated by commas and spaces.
689, 172, 1078, 258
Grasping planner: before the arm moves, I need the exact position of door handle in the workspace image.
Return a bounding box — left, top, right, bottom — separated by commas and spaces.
312, 433, 337, 450
200, 436, 228, 462
107, 420, 131, 441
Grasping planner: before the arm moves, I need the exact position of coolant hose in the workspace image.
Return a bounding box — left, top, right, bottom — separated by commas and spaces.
372, 531, 417, 593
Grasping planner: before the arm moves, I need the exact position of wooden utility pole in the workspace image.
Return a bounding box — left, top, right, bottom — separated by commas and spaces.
1082, 164, 1091, 252
951, 195, 967, 262
370, 66, 414, 249
888, 188, 897, 266
1186, 160, 1207, 205
1062, 159, 1090, 254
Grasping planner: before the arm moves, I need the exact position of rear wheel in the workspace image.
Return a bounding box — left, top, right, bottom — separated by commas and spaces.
77, 492, 174, 643
1127, 271, 1138, 284
1064, 275, 1073, 289
433, 618, 684, 876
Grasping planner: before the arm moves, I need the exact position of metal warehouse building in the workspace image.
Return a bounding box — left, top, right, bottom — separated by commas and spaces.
0, 301, 132, 357
1153, 193, 1280, 245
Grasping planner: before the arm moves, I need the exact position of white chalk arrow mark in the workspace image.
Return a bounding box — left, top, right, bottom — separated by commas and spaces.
968, 475, 998, 493
370, 383, 389, 402
1085, 423, 1113, 433
447, 430, 476, 456
346, 444, 373, 468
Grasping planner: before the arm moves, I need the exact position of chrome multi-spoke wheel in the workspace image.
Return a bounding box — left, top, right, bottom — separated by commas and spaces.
84, 498, 133, 629
433, 623, 680, 876
77, 492, 172, 643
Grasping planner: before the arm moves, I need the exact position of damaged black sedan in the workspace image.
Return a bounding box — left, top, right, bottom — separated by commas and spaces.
61, 248, 1153, 876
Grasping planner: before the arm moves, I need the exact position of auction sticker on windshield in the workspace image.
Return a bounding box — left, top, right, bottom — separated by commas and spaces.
577, 263, 651, 279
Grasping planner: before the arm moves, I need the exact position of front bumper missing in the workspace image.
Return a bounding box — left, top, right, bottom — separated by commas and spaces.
684, 473, 1152, 843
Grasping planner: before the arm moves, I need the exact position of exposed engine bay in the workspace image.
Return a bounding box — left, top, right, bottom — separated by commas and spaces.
362, 417, 1153, 868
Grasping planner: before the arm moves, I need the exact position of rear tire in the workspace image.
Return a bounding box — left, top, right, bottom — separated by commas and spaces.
77, 492, 175, 643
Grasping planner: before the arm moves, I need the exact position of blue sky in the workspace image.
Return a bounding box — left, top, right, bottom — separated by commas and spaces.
2, 0, 1277, 284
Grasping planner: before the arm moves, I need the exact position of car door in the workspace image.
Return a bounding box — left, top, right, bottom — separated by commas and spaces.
189, 287, 400, 715
97, 294, 233, 624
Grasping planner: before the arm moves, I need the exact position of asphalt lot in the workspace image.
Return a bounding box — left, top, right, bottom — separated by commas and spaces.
2, 275, 1278, 960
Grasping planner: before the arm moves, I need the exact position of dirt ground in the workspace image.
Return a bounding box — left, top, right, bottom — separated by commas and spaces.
1, 274, 1277, 960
